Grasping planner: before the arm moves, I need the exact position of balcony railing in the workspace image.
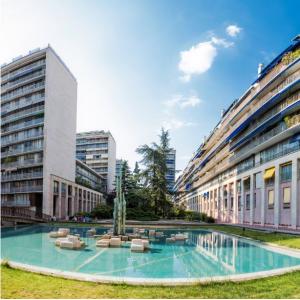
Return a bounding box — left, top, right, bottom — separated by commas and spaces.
1, 119, 44, 135
1, 105, 44, 124
230, 123, 288, 162
1, 81, 45, 102
1, 158, 43, 169
1, 206, 51, 221
1, 69, 45, 92
1, 60, 46, 82
1, 172, 43, 182
1, 96, 45, 116
1, 185, 43, 193
1, 200, 31, 207
1, 145, 43, 158
2, 133, 43, 146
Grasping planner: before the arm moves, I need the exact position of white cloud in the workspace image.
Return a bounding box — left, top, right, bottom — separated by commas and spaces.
178, 36, 233, 82
211, 37, 233, 48
226, 25, 242, 37
162, 118, 197, 130
164, 94, 202, 109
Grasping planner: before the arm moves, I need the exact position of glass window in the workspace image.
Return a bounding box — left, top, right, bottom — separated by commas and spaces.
254, 172, 261, 189
254, 193, 256, 209
238, 195, 241, 211
280, 163, 292, 182
283, 187, 291, 208
246, 194, 250, 210
268, 190, 274, 209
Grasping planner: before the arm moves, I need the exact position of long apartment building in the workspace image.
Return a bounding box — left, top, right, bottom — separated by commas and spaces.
1, 46, 104, 218
174, 36, 300, 230
166, 149, 176, 192
76, 131, 116, 192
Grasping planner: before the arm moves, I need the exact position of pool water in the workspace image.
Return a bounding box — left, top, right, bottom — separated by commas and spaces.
1, 225, 300, 280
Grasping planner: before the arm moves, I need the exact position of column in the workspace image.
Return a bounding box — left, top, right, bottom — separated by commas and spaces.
274, 164, 280, 228
250, 174, 254, 226
233, 181, 237, 224
58, 181, 62, 219
291, 158, 298, 229
261, 174, 265, 226
240, 180, 244, 224
219, 185, 223, 222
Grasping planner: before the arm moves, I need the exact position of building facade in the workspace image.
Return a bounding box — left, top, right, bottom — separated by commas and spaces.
174, 37, 300, 230
116, 159, 125, 177
1, 46, 103, 218
166, 149, 176, 192
76, 131, 116, 192
75, 159, 106, 194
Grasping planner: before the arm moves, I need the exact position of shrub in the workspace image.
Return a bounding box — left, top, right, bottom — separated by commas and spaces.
126, 208, 159, 221
90, 204, 113, 219
183, 210, 215, 223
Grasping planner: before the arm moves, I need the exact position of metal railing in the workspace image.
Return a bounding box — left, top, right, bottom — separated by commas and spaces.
1, 96, 45, 116
1, 145, 43, 158
1, 81, 45, 102
1, 69, 45, 92
1, 172, 43, 182
1, 185, 43, 193
1, 60, 46, 82
2, 133, 44, 146
1, 158, 43, 169
1, 206, 51, 221
1, 119, 44, 135
1, 105, 44, 124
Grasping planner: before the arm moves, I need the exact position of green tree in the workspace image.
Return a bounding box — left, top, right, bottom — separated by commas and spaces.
136, 127, 172, 216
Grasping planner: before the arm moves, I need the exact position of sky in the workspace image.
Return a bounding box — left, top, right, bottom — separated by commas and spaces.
1, 0, 300, 175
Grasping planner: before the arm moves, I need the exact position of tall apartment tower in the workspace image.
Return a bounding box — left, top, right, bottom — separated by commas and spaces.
1, 46, 77, 216
76, 131, 116, 192
166, 149, 176, 192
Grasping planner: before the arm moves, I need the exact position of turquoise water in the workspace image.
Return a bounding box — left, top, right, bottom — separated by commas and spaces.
1, 225, 300, 279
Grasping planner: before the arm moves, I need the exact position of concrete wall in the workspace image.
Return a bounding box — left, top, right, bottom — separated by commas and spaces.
107, 134, 116, 192
42, 47, 77, 215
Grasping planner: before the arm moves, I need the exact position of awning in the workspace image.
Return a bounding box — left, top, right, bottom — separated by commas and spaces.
264, 167, 275, 180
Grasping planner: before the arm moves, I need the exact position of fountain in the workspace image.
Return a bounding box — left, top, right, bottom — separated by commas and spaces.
113, 167, 126, 236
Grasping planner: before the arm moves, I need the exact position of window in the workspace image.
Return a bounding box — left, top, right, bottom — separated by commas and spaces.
280, 163, 292, 182
246, 194, 250, 210
224, 198, 227, 209
254, 193, 256, 209
244, 177, 250, 191
254, 172, 261, 189
53, 181, 59, 194
230, 197, 234, 209
237, 180, 242, 193
283, 187, 291, 208
238, 195, 241, 211
268, 190, 274, 209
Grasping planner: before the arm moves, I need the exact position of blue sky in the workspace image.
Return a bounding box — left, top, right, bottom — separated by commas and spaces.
1, 0, 300, 173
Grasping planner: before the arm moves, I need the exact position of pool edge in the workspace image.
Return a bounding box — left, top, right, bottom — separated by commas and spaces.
2, 259, 300, 286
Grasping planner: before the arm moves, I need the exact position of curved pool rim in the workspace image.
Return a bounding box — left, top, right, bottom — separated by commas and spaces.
2, 227, 300, 286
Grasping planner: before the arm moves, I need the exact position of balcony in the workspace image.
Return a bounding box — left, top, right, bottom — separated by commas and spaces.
1, 119, 44, 135
1, 60, 46, 83
1, 171, 43, 182
1, 200, 31, 207
1, 145, 43, 158
1, 105, 44, 125
1, 158, 43, 170
2, 133, 43, 147
1, 69, 46, 93
1, 81, 45, 103
1, 96, 45, 116
1, 185, 43, 194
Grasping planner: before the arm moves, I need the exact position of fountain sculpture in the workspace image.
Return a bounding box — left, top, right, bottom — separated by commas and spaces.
113, 167, 126, 236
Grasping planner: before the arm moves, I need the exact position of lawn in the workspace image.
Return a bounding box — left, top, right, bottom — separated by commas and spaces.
1, 265, 300, 299
2, 224, 300, 298
202, 225, 300, 249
